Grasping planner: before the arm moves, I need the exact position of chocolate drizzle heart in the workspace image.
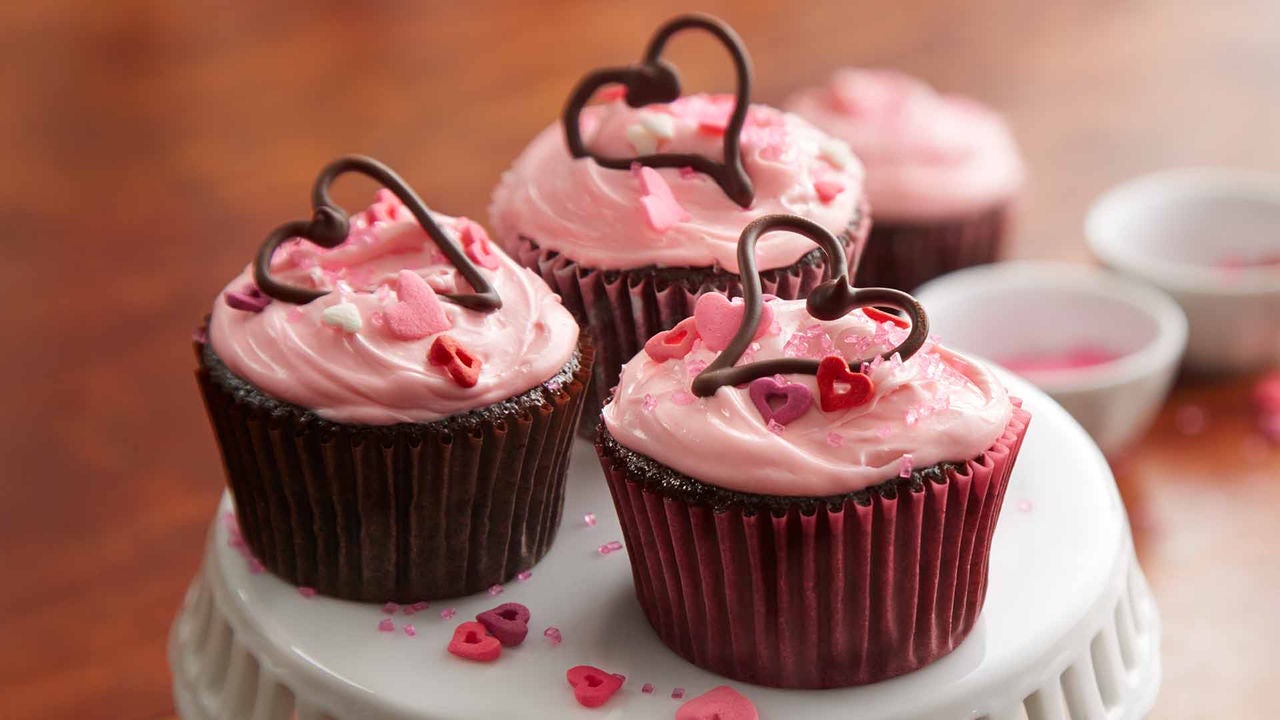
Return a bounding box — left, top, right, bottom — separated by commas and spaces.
561, 13, 754, 208
690, 214, 930, 396
252, 155, 502, 311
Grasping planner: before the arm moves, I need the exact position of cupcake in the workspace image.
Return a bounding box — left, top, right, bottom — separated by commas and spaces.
596, 214, 1029, 688
490, 13, 870, 430
787, 68, 1025, 291
196, 155, 592, 602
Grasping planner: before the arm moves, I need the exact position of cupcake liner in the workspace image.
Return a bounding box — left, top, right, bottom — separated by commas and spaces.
196, 338, 594, 603
854, 205, 1010, 292
513, 206, 870, 435
596, 403, 1030, 688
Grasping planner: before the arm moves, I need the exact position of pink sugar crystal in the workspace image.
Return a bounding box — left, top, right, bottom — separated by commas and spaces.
248, 558, 264, 575
403, 623, 417, 637
516, 570, 533, 582
598, 540, 624, 555
382, 602, 399, 615
378, 618, 395, 633
440, 608, 456, 620
543, 626, 562, 646
685, 359, 708, 379
584, 512, 597, 527
783, 324, 836, 359
671, 688, 686, 700
766, 419, 785, 436
876, 425, 892, 439
1175, 405, 1209, 436
643, 393, 658, 412
298, 586, 317, 598
672, 390, 695, 406
898, 454, 914, 478
487, 584, 504, 596
642, 682, 655, 694
1017, 499, 1034, 513
826, 432, 843, 447
404, 600, 429, 615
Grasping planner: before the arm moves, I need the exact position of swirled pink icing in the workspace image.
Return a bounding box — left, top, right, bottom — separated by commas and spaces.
208, 191, 580, 425
489, 94, 865, 272
602, 298, 1013, 495
786, 69, 1024, 222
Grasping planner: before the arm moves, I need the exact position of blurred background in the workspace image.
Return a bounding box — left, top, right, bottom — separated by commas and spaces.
2, 1, 1278, 718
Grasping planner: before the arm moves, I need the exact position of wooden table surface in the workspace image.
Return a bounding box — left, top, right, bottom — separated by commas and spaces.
2, 1, 1278, 718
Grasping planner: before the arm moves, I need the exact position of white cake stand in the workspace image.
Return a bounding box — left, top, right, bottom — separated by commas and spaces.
169, 376, 1161, 720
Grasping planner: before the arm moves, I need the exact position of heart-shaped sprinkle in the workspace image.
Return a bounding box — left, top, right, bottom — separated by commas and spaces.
676, 685, 759, 720
386, 270, 452, 340
748, 377, 812, 425
457, 219, 500, 270
816, 355, 875, 412
429, 335, 483, 388
645, 317, 699, 362
814, 178, 845, 203
321, 302, 362, 333
475, 602, 531, 647
447, 621, 501, 662
638, 166, 691, 232
565, 665, 624, 708
694, 293, 773, 352
224, 283, 271, 313
638, 110, 676, 140
863, 306, 909, 329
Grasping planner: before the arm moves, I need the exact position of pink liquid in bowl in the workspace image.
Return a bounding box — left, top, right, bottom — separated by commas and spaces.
998, 345, 1123, 378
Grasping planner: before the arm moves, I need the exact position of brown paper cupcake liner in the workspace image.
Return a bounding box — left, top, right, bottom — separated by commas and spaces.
512, 204, 871, 435
854, 205, 1011, 292
195, 337, 594, 603
596, 403, 1030, 688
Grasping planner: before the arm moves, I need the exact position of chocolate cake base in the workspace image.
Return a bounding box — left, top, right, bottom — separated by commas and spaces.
854, 205, 1010, 291
195, 336, 594, 603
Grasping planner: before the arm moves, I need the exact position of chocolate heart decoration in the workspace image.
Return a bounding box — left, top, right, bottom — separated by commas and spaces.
690, 214, 930, 397
252, 155, 502, 311
561, 13, 754, 208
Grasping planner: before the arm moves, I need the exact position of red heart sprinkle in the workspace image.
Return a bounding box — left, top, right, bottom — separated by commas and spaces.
565, 665, 624, 708
676, 685, 759, 720
447, 621, 501, 662
816, 355, 875, 412
644, 317, 699, 362
386, 270, 452, 340
863, 306, 909, 329
458, 219, 500, 270
475, 602, 531, 647
429, 334, 483, 388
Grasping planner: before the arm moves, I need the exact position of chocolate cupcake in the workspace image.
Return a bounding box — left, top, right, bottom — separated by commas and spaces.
196, 156, 592, 602
787, 68, 1025, 291
596, 214, 1029, 688
489, 14, 871, 430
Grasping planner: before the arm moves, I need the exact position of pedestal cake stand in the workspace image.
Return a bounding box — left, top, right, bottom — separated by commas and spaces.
170, 376, 1161, 719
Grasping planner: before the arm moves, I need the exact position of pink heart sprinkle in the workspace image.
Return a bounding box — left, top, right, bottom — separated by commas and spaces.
676, 685, 759, 720
457, 219, 500, 270
638, 167, 691, 232
378, 618, 395, 633
814, 178, 845, 203
403, 623, 417, 637
694, 293, 774, 352
385, 270, 452, 340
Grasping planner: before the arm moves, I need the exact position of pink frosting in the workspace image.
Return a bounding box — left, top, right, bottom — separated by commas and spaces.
489, 94, 866, 272
601, 298, 1013, 496
208, 192, 580, 425
786, 69, 1024, 222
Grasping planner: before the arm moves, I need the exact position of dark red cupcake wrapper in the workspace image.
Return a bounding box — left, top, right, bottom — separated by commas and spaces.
513, 204, 871, 435
196, 338, 594, 603
597, 403, 1030, 688
854, 205, 1011, 292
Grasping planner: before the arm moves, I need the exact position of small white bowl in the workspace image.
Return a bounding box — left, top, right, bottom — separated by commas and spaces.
1086, 168, 1280, 372
915, 262, 1187, 457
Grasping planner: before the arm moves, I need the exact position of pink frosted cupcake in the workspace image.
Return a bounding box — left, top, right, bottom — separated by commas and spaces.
596, 214, 1029, 688
196, 156, 591, 602
787, 68, 1025, 290
490, 14, 870, 428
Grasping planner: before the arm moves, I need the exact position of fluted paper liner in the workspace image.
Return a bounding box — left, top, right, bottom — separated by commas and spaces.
855, 205, 1010, 292
597, 403, 1030, 688
513, 205, 870, 433
196, 339, 593, 603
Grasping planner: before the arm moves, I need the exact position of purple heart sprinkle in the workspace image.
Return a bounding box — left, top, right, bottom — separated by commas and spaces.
224, 283, 271, 313
748, 377, 812, 426
476, 602, 531, 647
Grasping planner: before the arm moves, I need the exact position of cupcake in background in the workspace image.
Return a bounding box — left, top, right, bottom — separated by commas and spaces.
787, 68, 1025, 290
596, 214, 1029, 688
490, 13, 871, 429
197, 156, 591, 602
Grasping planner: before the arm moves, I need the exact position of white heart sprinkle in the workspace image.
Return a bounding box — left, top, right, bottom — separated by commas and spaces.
819, 137, 855, 170
637, 111, 676, 140
626, 124, 659, 155
321, 302, 363, 333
